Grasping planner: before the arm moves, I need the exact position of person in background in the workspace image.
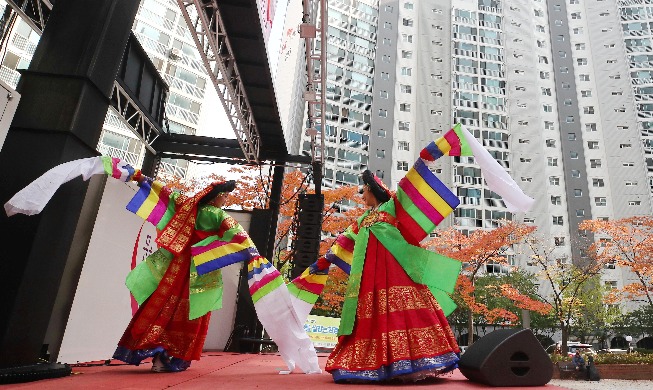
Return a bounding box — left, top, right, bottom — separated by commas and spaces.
572, 350, 586, 372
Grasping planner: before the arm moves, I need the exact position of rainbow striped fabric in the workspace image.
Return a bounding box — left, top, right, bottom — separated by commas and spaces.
288, 226, 355, 306
192, 233, 257, 275
125, 179, 173, 226
396, 124, 470, 243
287, 262, 330, 305
101, 156, 139, 182
248, 256, 285, 304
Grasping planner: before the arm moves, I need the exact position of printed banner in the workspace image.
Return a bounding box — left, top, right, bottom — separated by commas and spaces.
304, 314, 340, 349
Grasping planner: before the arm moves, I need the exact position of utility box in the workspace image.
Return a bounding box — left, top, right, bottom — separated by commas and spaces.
0, 79, 20, 152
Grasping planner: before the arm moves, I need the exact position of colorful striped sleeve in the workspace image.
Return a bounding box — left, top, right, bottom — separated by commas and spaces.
191, 232, 258, 275
248, 256, 285, 304
287, 225, 356, 307
125, 179, 174, 226
287, 259, 331, 305
396, 124, 471, 243
101, 156, 140, 182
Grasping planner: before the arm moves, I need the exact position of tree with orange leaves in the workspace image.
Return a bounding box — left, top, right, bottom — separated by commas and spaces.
580, 216, 653, 309
425, 221, 540, 346
523, 234, 603, 354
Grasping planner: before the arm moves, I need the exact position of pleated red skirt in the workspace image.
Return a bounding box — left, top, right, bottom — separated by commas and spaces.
116, 250, 210, 361
325, 234, 460, 381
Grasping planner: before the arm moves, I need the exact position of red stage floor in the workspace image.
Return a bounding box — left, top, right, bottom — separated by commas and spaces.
6, 353, 564, 389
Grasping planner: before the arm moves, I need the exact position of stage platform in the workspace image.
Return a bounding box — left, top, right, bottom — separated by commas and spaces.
6, 353, 564, 389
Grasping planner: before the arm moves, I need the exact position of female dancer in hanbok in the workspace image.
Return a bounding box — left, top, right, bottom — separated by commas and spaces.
288, 124, 534, 382
113, 178, 240, 372
5, 159, 320, 374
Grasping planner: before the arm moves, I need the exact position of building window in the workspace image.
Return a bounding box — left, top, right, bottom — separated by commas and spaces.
398, 141, 410, 151
568, 133, 577, 141
397, 161, 409, 171
543, 104, 553, 113
593, 178, 605, 187
564, 99, 573, 106
383, 38, 392, 46
401, 50, 413, 59
400, 84, 412, 93
376, 149, 386, 158
382, 55, 391, 63
546, 139, 556, 147
580, 74, 590, 81
585, 123, 597, 131
402, 34, 413, 43
566, 116, 575, 123
545, 121, 554, 130
595, 197, 606, 206
575, 43, 586, 50
558, 51, 567, 58
572, 170, 581, 178
401, 67, 412, 76
573, 27, 583, 35
555, 237, 565, 246
379, 90, 388, 98
623, 161, 634, 167
377, 129, 386, 137
399, 103, 411, 112
402, 18, 413, 27
376, 170, 384, 179
378, 109, 388, 117
404, 2, 414, 10
548, 157, 558, 166
539, 56, 548, 64
385, 5, 394, 12
574, 189, 582, 197
587, 141, 599, 149
553, 216, 564, 225
576, 209, 585, 217
540, 71, 550, 80
577, 58, 588, 66
625, 180, 637, 186
551, 196, 561, 205
581, 90, 592, 97
542, 87, 551, 96
384, 22, 392, 29
620, 143, 632, 149
571, 12, 581, 19
398, 121, 410, 131
628, 200, 642, 206
550, 176, 560, 185
381, 72, 390, 80
590, 159, 601, 168
570, 151, 579, 159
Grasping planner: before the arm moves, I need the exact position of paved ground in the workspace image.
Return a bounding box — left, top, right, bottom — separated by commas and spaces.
549, 379, 653, 390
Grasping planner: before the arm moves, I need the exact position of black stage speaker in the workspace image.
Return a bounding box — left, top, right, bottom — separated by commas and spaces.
458, 329, 553, 387
290, 193, 324, 279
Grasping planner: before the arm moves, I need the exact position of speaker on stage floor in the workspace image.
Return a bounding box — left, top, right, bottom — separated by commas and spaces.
458, 329, 553, 387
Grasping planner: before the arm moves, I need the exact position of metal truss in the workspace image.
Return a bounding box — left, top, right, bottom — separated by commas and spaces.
175, 0, 261, 164
109, 81, 162, 154
3, 0, 164, 153
4, 0, 51, 34
302, 0, 327, 167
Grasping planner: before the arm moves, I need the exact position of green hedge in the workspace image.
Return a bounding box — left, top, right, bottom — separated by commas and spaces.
550, 353, 653, 365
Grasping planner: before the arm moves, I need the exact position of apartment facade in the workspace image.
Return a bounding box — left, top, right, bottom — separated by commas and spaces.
365, 0, 652, 307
